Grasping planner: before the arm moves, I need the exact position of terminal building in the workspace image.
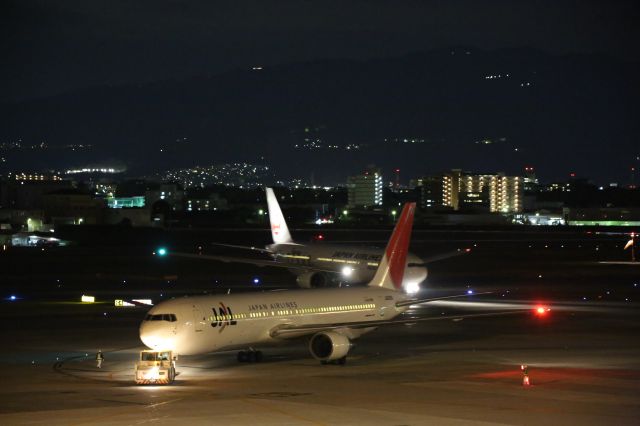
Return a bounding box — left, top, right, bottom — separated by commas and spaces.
420, 169, 523, 213
347, 168, 383, 208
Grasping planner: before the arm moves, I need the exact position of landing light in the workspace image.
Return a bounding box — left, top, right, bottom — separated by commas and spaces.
341, 266, 354, 277
467, 289, 474, 295
405, 282, 420, 294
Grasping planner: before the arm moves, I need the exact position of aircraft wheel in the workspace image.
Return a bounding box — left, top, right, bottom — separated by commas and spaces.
247, 351, 257, 363
255, 351, 263, 362
336, 356, 347, 365
237, 351, 247, 362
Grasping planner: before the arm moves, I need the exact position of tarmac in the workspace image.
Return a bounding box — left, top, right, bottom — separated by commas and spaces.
1, 228, 639, 425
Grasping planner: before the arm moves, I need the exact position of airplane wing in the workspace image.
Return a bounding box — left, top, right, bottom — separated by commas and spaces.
408, 248, 472, 267
270, 292, 541, 339
170, 252, 337, 273
394, 291, 494, 307
270, 307, 536, 339
208, 243, 274, 254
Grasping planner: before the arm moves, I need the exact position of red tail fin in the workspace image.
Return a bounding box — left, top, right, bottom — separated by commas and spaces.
368, 203, 416, 290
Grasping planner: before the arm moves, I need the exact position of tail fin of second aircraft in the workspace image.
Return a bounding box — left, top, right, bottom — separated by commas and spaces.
266, 188, 294, 244
368, 202, 416, 291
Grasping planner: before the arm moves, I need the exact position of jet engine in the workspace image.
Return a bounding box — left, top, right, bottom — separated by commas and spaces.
309, 331, 351, 362
296, 272, 328, 288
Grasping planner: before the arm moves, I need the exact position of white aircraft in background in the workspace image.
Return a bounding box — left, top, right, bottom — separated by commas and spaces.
173, 188, 468, 293
141, 203, 542, 364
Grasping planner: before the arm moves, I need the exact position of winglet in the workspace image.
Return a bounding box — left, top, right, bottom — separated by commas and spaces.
266, 188, 293, 244
368, 202, 416, 291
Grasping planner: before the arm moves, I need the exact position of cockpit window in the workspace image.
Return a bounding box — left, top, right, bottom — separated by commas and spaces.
144, 314, 177, 322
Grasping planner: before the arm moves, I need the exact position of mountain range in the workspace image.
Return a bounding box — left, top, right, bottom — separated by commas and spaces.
1, 47, 637, 184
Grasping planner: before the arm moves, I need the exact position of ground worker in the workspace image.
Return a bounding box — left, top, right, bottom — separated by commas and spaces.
96, 350, 104, 368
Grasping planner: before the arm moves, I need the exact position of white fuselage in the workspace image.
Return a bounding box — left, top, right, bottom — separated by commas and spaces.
140, 287, 408, 356
267, 243, 427, 287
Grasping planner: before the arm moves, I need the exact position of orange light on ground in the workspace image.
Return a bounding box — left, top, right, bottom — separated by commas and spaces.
521, 364, 531, 386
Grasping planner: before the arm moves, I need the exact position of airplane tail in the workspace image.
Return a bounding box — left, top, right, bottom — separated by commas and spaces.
265, 188, 293, 244
368, 202, 416, 291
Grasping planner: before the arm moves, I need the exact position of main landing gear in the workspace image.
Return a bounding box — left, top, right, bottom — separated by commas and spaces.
237, 350, 263, 363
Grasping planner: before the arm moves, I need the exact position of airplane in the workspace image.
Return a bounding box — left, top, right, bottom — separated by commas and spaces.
140, 203, 541, 364
594, 230, 639, 265
172, 188, 468, 293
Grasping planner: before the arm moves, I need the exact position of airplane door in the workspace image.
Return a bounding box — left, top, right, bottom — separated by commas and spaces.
192, 306, 205, 333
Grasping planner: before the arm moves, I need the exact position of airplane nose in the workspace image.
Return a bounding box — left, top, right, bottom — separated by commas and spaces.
139, 321, 177, 351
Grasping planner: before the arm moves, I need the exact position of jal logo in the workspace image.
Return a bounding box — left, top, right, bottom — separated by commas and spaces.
211, 302, 237, 329
272, 223, 280, 235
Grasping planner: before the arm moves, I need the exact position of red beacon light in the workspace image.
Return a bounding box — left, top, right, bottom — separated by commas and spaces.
314, 234, 324, 241
534, 306, 551, 316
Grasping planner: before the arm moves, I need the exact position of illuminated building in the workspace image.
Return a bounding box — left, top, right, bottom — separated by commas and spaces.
488, 174, 522, 213
145, 183, 184, 211
107, 196, 145, 208
564, 207, 640, 226
420, 169, 522, 213
347, 168, 383, 208
419, 175, 444, 209
186, 193, 228, 211
523, 166, 539, 192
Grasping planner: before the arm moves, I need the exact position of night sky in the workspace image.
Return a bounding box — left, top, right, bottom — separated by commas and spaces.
3, 0, 638, 102
1, 1, 639, 184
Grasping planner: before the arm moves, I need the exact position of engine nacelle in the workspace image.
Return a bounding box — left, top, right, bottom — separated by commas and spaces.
309, 331, 351, 361
296, 272, 328, 288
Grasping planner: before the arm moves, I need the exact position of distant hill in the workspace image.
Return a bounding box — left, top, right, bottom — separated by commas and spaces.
1, 47, 637, 184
